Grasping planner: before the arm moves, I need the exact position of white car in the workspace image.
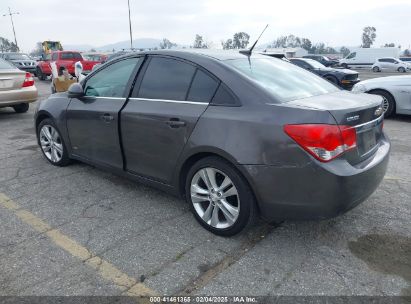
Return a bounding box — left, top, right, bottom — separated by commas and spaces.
371, 57, 410, 73
352, 75, 411, 117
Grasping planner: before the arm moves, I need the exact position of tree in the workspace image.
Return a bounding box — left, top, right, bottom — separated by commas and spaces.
159, 38, 177, 49
301, 38, 312, 51
339, 46, 350, 57
30, 42, 43, 57
232, 32, 250, 49
0, 37, 19, 52
193, 34, 205, 48
221, 39, 233, 50
362, 26, 376, 48
383, 43, 395, 47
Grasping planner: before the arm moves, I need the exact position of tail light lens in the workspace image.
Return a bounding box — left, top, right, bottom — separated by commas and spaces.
22, 72, 34, 87
284, 124, 357, 162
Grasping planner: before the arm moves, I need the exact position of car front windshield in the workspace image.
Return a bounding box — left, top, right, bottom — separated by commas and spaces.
226, 58, 339, 103
305, 59, 326, 69
9, 54, 31, 60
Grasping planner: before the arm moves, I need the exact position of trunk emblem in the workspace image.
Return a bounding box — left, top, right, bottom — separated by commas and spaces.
374, 106, 383, 117
346, 115, 360, 122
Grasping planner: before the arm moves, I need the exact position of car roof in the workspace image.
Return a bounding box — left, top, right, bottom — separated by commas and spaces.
119, 49, 268, 62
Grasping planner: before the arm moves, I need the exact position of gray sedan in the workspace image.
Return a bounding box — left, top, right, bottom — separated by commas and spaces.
352, 75, 411, 117
35, 50, 390, 236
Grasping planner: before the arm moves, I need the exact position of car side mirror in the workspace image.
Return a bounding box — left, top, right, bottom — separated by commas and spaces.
67, 83, 85, 98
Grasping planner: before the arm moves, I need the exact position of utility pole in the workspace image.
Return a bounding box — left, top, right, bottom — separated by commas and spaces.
127, 0, 133, 50
2, 7, 20, 50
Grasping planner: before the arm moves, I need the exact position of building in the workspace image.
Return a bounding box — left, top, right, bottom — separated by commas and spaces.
263, 47, 308, 58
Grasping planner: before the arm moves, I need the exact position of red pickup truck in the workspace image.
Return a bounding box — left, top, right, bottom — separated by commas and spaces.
36, 51, 97, 80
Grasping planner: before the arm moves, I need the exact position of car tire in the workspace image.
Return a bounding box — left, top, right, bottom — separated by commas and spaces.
185, 156, 257, 236
37, 119, 71, 167
36, 67, 46, 81
369, 90, 395, 118
372, 66, 380, 72
13, 103, 29, 113
398, 67, 406, 73
325, 75, 339, 86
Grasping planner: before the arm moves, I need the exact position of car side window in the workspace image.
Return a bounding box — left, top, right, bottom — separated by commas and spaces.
137, 57, 196, 101
61, 53, 74, 60
84, 57, 142, 98
187, 69, 219, 103
346, 52, 356, 59
211, 83, 238, 106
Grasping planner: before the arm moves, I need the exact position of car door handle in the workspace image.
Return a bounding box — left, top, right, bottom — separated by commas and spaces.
165, 118, 186, 128
100, 113, 114, 122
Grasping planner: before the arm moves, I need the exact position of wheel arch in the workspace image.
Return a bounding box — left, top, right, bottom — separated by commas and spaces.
366, 88, 396, 113
176, 149, 262, 216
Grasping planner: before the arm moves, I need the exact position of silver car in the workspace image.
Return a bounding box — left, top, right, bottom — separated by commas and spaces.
352, 75, 411, 117
0, 58, 38, 113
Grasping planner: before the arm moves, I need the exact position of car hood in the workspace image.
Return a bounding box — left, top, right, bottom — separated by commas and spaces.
360, 75, 411, 85
317, 67, 357, 75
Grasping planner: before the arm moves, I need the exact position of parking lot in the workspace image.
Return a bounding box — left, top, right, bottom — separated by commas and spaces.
0, 72, 410, 298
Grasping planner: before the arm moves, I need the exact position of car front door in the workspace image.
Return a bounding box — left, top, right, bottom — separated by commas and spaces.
66, 56, 143, 169
121, 56, 219, 184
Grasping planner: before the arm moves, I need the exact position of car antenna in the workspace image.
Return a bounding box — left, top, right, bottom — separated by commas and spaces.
239, 24, 269, 56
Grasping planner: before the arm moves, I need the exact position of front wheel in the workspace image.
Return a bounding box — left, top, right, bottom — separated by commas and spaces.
185, 156, 257, 236
36, 67, 46, 81
369, 90, 395, 118
398, 67, 406, 73
372, 66, 380, 72
37, 119, 71, 166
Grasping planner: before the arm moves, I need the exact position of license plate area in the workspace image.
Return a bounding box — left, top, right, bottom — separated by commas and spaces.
356, 117, 383, 156
0, 79, 13, 89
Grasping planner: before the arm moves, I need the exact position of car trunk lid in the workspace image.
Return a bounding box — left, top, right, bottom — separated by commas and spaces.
0, 69, 26, 91
287, 91, 384, 164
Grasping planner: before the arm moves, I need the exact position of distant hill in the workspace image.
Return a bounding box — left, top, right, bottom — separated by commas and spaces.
96, 38, 163, 51
63, 38, 163, 52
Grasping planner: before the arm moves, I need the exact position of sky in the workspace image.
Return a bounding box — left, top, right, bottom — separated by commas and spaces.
1, 0, 410, 52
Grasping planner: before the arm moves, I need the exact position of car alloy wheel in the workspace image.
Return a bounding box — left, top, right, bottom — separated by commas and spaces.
382, 96, 390, 113
398, 67, 406, 73
39, 125, 64, 163
190, 167, 240, 229
373, 66, 380, 72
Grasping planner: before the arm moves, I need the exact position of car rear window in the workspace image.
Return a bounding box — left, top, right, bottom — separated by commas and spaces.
226, 58, 339, 102
0, 58, 15, 69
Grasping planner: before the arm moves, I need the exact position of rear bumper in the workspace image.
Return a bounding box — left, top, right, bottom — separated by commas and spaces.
241, 135, 390, 221
0, 86, 38, 107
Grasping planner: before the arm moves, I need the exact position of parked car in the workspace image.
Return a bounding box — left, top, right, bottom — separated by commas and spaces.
339, 47, 400, 69
35, 50, 389, 236
36, 51, 98, 80
0, 58, 38, 113
371, 58, 410, 73
303, 55, 339, 67
81, 53, 108, 64
352, 75, 411, 117
400, 57, 411, 63
0, 52, 37, 75
289, 58, 360, 89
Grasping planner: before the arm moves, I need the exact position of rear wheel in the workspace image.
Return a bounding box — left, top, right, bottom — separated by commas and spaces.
13, 103, 29, 113
37, 119, 71, 166
372, 66, 380, 72
185, 156, 257, 236
369, 90, 395, 117
398, 67, 406, 73
36, 67, 46, 81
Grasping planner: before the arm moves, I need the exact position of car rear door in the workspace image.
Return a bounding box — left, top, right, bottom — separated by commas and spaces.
121, 56, 219, 184
66, 56, 143, 169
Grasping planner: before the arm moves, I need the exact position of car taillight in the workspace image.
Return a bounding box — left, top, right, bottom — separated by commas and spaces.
22, 72, 34, 87
284, 124, 357, 162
